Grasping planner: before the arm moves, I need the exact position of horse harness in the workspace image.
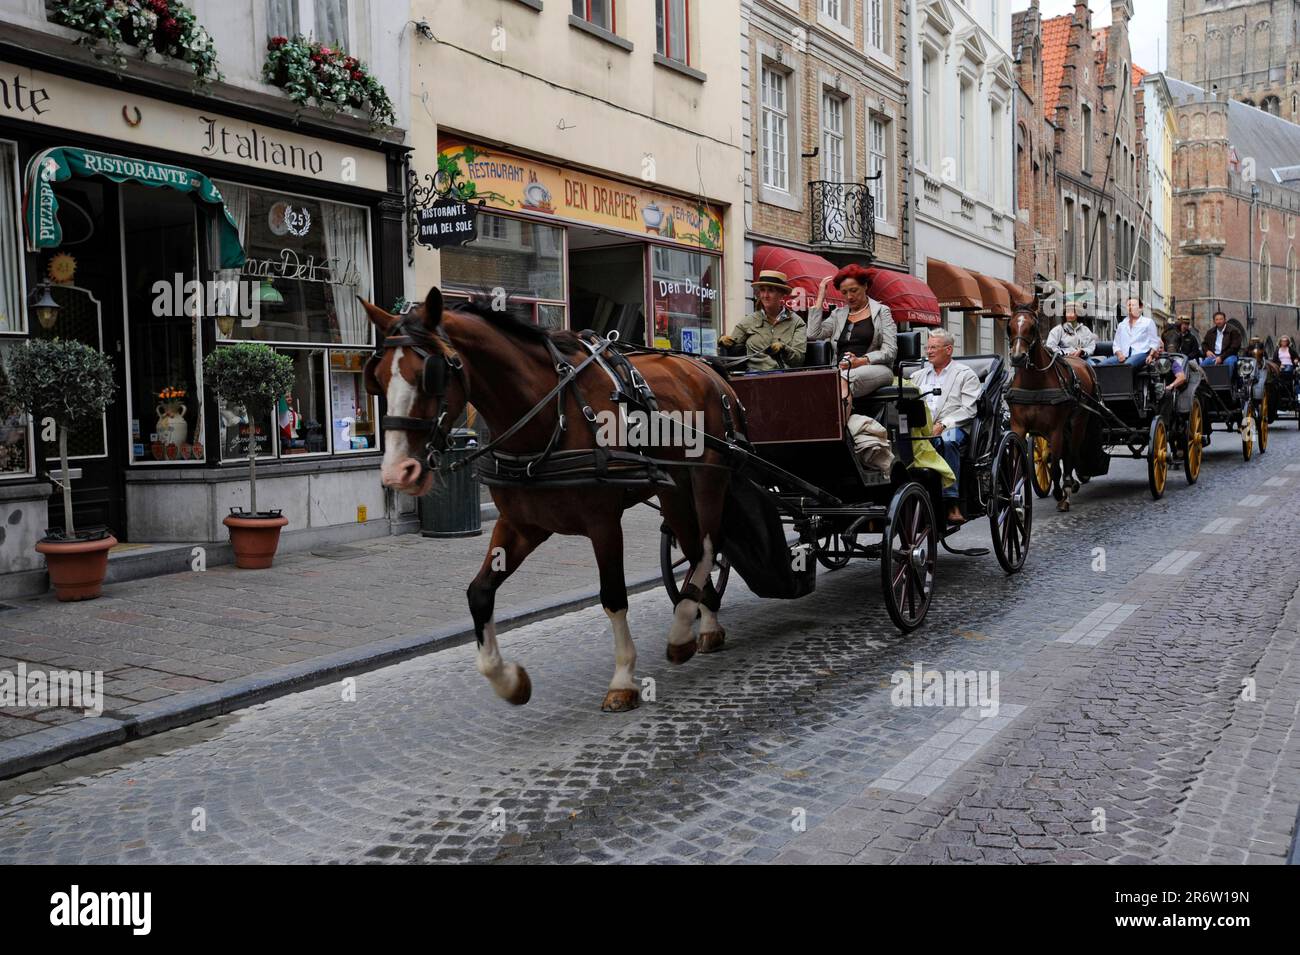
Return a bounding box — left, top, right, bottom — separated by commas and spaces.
366, 321, 744, 488
1006, 320, 1089, 409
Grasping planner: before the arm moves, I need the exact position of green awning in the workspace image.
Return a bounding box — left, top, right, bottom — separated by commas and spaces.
24, 147, 245, 268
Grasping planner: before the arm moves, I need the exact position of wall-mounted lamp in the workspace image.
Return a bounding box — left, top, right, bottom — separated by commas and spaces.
28, 283, 60, 330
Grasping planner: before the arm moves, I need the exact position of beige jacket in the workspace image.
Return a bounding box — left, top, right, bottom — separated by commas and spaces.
806, 299, 898, 366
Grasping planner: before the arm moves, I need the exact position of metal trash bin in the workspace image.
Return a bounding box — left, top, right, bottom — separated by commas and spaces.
419, 428, 482, 538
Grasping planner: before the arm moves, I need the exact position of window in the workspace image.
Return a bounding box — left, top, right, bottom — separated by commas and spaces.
761, 65, 790, 192
869, 115, 889, 221
219, 182, 373, 347
440, 214, 566, 327
1186, 203, 1196, 231
990, 102, 1004, 207
1062, 197, 1075, 275
821, 92, 845, 182
1081, 104, 1092, 173
959, 78, 972, 188
0, 140, 31, 477
269, 0, 349, 46
656, 0, 688, 64
651, 247, 720, 354
572, 0, 614, 32
1260, 243, 1271, 301
868, 0, 885, 51
1081, 205, 1092, 275
921, 53, 934, 167
1289, 248, 1297, 305
819, 0, 844, 23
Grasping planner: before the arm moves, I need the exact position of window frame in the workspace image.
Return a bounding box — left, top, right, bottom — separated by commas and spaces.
572, 0, 616, 32
869, 114, 890, 223
267, 0, 353, 48
821, 90, 846, 183
0, 137, 32, 481
656, 0, 689, 66
760, 63, 791, 194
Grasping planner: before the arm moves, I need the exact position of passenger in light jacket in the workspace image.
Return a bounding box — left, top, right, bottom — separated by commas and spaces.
808, 263, 897, 398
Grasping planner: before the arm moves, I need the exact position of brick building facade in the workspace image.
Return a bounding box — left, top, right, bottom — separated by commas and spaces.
1012, 0, 1146, 338
742, 0, 911, 310
1168, 0, 1300, 123
1168, 77, 1300, 343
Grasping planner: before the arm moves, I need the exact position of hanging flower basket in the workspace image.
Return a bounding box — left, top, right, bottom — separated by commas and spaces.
263, 35, 396, 129
50, 0, 222, 88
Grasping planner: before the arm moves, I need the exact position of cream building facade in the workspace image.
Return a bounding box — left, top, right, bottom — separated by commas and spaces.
407, 0, 745, 347
1142, 72, 1177, 322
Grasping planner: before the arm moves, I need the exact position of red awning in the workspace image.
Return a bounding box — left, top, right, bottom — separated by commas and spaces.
864, 268, 942, 327
971, 272, 1011, 318
753, 245, 846, 307
926, 259, 983, 311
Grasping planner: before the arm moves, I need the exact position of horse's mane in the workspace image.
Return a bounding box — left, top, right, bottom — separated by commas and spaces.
449, 299, 583, 354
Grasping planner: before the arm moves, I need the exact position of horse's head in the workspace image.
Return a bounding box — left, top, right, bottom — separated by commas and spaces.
360, 286, 467, 497
1008, 304, 1040, 368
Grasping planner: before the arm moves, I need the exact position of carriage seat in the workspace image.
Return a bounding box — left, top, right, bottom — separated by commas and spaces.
1202, 362, 1234, 389
1093, 361, 1137, 401
805, 339, 834, 367
1090, 341, 1114, 362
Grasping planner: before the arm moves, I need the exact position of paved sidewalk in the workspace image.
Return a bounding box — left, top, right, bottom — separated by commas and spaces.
0, 505, 666, 752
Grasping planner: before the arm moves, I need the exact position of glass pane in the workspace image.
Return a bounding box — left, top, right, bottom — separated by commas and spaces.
537, 303, 566, 330
651, 247, 719, 354
0, 142, 22, 333
121, 184, 205, 463
591, 0, 610, 30
329, 349, 376, 453
218, 393, 273, 461
277, 348, 329, 455
669, 0, 686, 61
268, 0, 298, 40
0, 341, 31, 475
227, 184, 372, 345
36, 283, 107, 459
572, 0, 585, 17
440, 215, 563, 301
656, 0, 665, 54
314, 0, 348, 46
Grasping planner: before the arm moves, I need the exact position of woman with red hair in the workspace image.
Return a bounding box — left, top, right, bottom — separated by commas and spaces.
808, 264, 897, 398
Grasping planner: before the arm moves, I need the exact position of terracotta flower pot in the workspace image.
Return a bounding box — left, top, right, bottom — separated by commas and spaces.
36, 534, 117, 601
223, 513, 289, 569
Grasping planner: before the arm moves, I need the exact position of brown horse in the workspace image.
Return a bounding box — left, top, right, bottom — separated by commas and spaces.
1006, 304, 1099, 511
361, 288, 740, 712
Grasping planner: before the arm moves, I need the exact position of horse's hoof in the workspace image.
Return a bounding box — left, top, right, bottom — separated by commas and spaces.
505, 666, 532, 706
1057, 500, 1070, 512
666, 638, 698, 665
601, 688, 640, 713
699, 628, 726, 653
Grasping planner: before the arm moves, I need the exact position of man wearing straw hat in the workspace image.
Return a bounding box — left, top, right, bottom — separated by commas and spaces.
718, 270, 807, 372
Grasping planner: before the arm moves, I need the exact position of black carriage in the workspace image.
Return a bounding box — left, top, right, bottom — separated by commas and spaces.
659, 332, 1032, 633
1198, 353, 1270, 460
1083, 345, 1205, 498
1264, 339, 1300, 425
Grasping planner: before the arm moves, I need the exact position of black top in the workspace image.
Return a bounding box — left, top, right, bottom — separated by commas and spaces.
837, 314, 874, 361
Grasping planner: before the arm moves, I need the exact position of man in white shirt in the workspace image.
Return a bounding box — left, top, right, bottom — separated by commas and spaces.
1103, 296, 1161, 366
910, 329, 981, 524
1045, 305, 1097, 357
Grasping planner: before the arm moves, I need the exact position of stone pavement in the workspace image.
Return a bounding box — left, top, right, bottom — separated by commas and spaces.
0, 503, 665, 747
1, 431, 1296, 863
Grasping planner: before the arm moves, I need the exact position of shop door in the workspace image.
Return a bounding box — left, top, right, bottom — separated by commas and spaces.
35, 178, 128, 538
568, 241, 646, 343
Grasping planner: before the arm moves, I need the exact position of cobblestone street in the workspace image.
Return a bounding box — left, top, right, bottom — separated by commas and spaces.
1, 429, 1298, 864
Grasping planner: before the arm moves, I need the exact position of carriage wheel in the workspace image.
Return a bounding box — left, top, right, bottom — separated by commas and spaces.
1258, 393, 1269, 453
1184, 400, 1203, 485
815, 528, 854, 570
1031, 435, 1052, 499
1241, 407, 1254, 461
989, 433, 1032, 575
1147, 418, 1168, 500
880, 483, 936, 633
659, 530, 730, 607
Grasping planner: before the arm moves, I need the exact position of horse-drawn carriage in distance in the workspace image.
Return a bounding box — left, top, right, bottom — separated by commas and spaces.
660, 331, 1032, 632
1082, 341, 1206, 498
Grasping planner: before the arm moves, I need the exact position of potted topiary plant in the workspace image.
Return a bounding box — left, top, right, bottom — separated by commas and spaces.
6, 338, 118, 600
203, 343, 295, 568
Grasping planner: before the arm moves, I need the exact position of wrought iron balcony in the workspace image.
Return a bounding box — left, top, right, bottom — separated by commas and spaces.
809, 179, 876, 256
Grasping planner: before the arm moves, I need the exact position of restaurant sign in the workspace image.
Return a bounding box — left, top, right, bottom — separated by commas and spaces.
436, 138, 723, 251
414, 197, 481, 249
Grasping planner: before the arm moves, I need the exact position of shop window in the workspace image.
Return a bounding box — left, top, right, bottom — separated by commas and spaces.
217, 181, 372, 347
0, 341, 32, 478
651, 246, 720, 355
0, 142, 23, 334
269, 0, 349, 47
280, 348, 331, 455
328, 348, 378, 454
440, 214, 565, 320
122, 184, 206, 464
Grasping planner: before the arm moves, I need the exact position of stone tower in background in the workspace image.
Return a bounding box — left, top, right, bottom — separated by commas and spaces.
1167, 0, 1300, 121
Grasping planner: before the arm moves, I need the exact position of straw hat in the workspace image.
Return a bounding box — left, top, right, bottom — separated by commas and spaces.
751, 269, 793, 293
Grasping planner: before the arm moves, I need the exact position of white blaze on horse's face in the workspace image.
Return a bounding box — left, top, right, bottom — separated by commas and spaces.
379, 347, 430, 494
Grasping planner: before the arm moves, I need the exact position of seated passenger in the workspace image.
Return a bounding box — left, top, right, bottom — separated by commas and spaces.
717, 270, 807, 372
807, 263, 897, 399
910, 329, 981, 525
1277, 336, 1299, 399
1103, 297, 1161, 367
1045, 305, 1097, 357
1200, 310, 1240, 371
1165, 315, 1203, 360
